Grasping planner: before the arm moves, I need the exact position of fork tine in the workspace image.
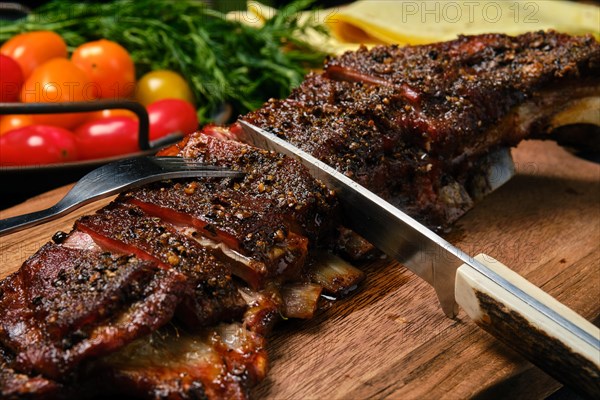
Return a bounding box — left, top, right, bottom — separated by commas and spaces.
150, 157, 233, 170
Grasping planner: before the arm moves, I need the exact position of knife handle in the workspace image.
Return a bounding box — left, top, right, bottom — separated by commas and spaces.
455, 254, 600, 397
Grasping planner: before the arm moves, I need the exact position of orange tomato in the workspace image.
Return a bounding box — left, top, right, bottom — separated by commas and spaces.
0, 114, 34, 135
84, 108, 139, 124
20, 58, 97, 129
71, 39, 135, 99
0, 31, 67, 79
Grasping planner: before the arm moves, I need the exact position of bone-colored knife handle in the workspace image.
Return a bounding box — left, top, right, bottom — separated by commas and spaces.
455, 254, 600, 397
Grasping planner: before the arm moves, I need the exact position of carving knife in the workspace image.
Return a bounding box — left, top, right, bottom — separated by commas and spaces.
239, 120, 600, 397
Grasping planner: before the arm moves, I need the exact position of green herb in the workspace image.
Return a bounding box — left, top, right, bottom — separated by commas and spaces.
0, 0, 328, 122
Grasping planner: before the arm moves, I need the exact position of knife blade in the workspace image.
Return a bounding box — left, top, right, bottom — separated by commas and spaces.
239, 120, 600, 397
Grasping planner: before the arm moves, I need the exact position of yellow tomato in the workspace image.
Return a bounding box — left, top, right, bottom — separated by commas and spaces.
135, 70, 195, 106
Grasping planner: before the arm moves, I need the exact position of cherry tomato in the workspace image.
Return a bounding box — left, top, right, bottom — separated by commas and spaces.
20, 58, 97, 129
147, 98, 199, 141
136, 70, 194, 106
74, 116, 139, 160
71, 39, 136, 99
0, 125, 78, 166
0, 114, 34, 135
0, 31, 67, 79
0, 55, 24, 102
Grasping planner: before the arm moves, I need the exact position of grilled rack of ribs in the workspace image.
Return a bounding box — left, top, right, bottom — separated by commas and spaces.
1, 31, 598, 399
244, 30, 600, 228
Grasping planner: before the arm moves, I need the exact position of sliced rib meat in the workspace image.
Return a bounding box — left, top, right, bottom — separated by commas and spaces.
0, 243, 186, 379
121, 182, 309, 289
125, 133, 339, 287
75, 202, 246, 327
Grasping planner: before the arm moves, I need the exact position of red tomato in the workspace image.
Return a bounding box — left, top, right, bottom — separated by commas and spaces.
147, 98, 199, 141
74, 116, 139, 160
0, 31, 67, 79
20, 58, 97, 129
0, 55, 24, 102
71, 39, 136, 99
0, 125, 78, 166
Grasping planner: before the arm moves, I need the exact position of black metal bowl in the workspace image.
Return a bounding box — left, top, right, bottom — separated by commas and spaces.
0, 100, 183, 208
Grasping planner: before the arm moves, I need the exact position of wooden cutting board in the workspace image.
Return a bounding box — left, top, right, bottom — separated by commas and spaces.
1, 139, 598, 399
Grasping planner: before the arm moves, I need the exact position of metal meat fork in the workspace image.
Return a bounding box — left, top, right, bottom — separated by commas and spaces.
0, 157, 244, 236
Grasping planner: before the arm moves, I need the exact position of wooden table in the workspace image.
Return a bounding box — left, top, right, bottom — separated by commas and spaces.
1, 140, 598, 399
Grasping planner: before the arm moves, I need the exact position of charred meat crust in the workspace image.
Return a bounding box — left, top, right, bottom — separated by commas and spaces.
129, 133, 340, 287
325, 31, 599, 157
0, 126, 336, 397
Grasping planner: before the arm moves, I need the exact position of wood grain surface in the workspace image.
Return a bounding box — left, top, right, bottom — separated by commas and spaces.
1, 139, 598, 399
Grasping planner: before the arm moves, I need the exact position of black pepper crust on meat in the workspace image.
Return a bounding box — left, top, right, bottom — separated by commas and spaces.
243, 31, 600, 227
325, 30, 599, 155
0, 129, 340, 398
127, 133, 340, 288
